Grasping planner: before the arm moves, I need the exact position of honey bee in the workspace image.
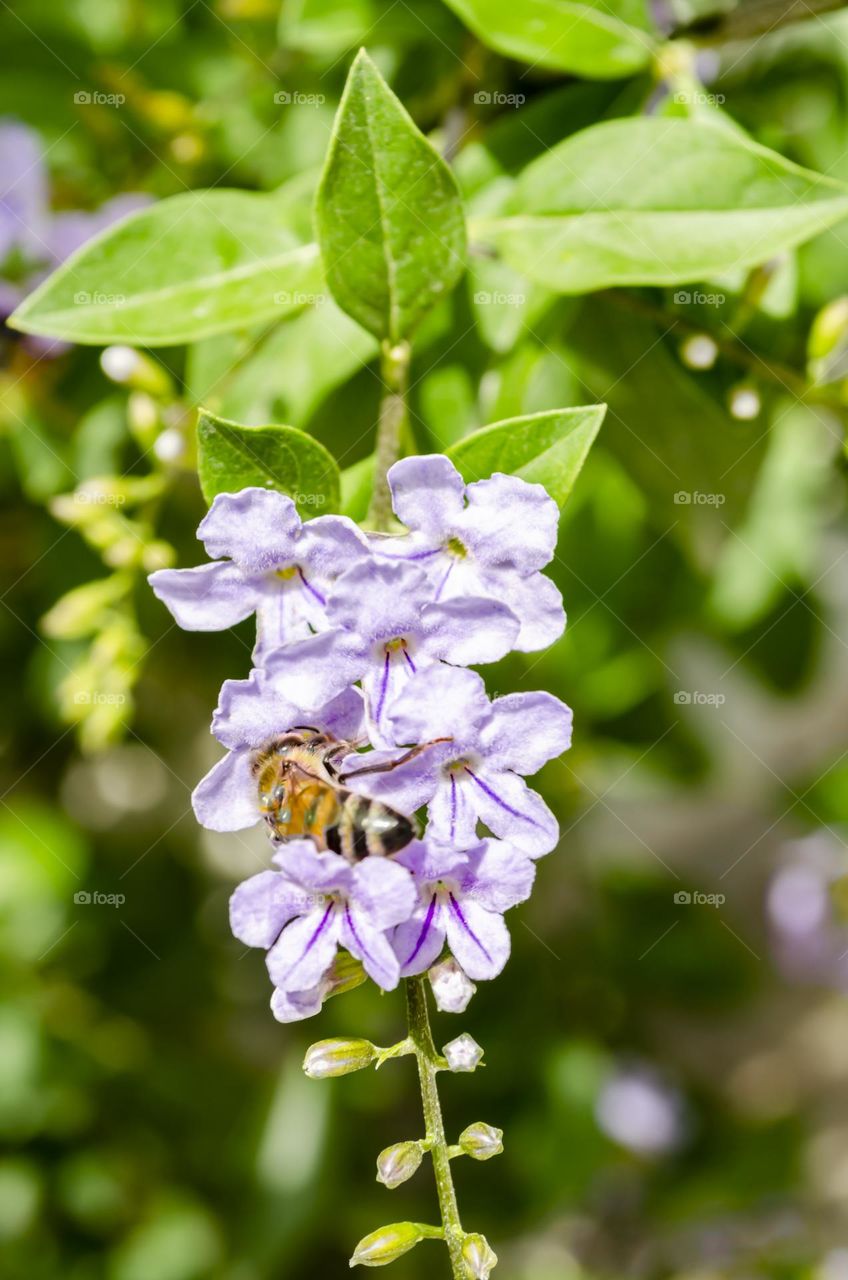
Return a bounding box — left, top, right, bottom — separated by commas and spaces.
251, 728, 448, 862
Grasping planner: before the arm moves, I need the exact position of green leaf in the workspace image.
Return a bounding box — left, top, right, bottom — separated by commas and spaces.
442, 0, 655, 78
9, 191, 323, 346
316, 48, 466, 341
340, 454, 375, 521
196, 410, 341, 512
473, 118, 848, 293
447, 405, 605, 506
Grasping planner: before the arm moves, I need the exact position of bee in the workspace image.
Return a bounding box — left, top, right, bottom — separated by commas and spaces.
251, 728, 448, 862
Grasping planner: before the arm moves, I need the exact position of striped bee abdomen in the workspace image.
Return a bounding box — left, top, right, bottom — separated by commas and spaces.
330, 792, 418, 861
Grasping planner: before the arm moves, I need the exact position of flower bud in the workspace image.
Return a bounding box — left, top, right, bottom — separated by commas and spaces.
349, 1221, 439, 1267
325, 950, 367, 1001
303, 1037, 376, 1080
428, 958, 476, 1013
100, 346, 173, 397
376, 1141, 423, 1189
462, 1233, 498, 1278
443, 1033, 484, 1073
458, 1122, 503, 1161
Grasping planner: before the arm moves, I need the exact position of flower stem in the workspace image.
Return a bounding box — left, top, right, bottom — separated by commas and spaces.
367, 339, 411, 532
405, 976, 468, 1279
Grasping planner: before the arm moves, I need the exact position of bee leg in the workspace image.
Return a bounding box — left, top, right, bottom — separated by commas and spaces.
338, 737, 453, 782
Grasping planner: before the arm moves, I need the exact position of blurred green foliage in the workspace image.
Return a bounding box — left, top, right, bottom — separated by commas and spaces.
2, 1, 848, 1278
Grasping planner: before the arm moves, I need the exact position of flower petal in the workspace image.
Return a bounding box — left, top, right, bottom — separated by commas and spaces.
254, 584, 320, 659
444, 896, 511, 980
460, 839, 536, 913
198, 488, 302, 570
192, 750, 258, 831
229, 869, 312, 948
341, 903, 402, 989
148, 561, 258, 631
393, 900, 447, 976
272, 842, 353, 896
270, 982, 325, 1022
297, 515, 371, 578
266, 905, 339, 992
352, 856, 417, 931
212, 670, 305, 750
501, 572, 566, 652
463, 767, 559, 857
427, 775, 480, 847
387, 455, 465, 537
264, 629, 368, 707
326, 559, 431, 640
341, 748, 446, 815
421, 597, 519, 666
481, 691, 572, 775
385, 666, 489, 749
461, 473, 559, 573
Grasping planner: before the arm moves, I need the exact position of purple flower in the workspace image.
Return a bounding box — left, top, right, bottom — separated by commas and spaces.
262, 559, 520, 747
230, 838, 416, 992
191, 673, 363, 832
344, 666, 571, 857
392, 838, 535, 980
149, 488, 370, 661
373, 455, 565, 652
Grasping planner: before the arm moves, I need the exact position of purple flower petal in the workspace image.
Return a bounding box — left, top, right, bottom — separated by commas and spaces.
352, 857, 417, 931
421, 596, 519, 666
265, 629, 368, 707
326, 559, 431, 639
271, 842, 354, 896
297, 515, 371, 578
198, 488, 302, 571
393, 901, 446, 976
501, 571, 566, 652
463, 767, 559, 857
427, 773, 479, 846
192, 750, 258, 831
444, 894, 511, 980
385, 666, 490, 748
149, 561, 259, 630
459, 840, 536, 913
270, 981, 325, 1022
229, 869, 312, 948
0, 122, 49, 263
341, 903, 402, 989
462, 473, 559, 573
387, 455, 465, 537
481, 691, 572, 775
266, 904, 340, 992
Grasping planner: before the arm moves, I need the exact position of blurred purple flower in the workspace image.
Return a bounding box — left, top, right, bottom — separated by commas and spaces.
344, 665, 570, 857
391, 837, 535, 980
191, 672, 363, 832
230, 838, 416, 992
596, 1065, 686, 1156
264, 559, 519, 746
149, 488, 371, 661
373, 454, 565, 651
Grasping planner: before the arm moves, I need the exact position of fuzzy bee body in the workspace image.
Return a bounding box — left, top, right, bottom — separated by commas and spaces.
251, 731, 417, 862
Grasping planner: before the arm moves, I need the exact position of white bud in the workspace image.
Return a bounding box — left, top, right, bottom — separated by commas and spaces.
443, 1033, 484, 1073
303, 1037, 376, 1079
153, 428, 185, 463
462, 1233, 498, 1278
428, 958, 476, 1013
101, 345, 141, 384
376, 1141, 423, 1189
680, 333, 718, 370
458, 1122, 503, 1161
729, 385, 761, 420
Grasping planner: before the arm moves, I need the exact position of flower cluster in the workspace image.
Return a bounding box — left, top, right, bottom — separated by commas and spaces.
149, 455, 572, 1021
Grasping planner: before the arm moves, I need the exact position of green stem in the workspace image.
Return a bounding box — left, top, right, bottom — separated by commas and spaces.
405, 977, 468, 1279
367, 339, 411, 531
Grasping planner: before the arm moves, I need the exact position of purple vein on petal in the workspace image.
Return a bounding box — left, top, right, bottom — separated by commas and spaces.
433, 560, 454, 602
285, 902, 334, 981
379, 547, 442, 563
402, 648, 416, 673
297, 566, 326, 605
449, 893, 491, 961
449, 773, 457, 841
403, 894, 438, 968
375, 649, 392, 723
463, 767, 542, 826
344, 904, 374, 967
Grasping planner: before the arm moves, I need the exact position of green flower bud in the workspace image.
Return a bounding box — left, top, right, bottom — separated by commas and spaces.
100, 346, 173, 397
41, 574, 132, 640
349, 1221, 440, 1267
462, 1233, 498, 1278
376, 1141, 423, 1189
303, 1037, 376, 1080
325, 950, 367, 1000
458, 1122, 503, 1161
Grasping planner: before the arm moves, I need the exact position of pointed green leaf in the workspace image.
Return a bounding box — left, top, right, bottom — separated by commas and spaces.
9, 191, 322, 346
473, 118, 848, 294
196, 410, 341, 512
447, 406, 605, 507
316, 48, 466, 341
443, 0, 655, 78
